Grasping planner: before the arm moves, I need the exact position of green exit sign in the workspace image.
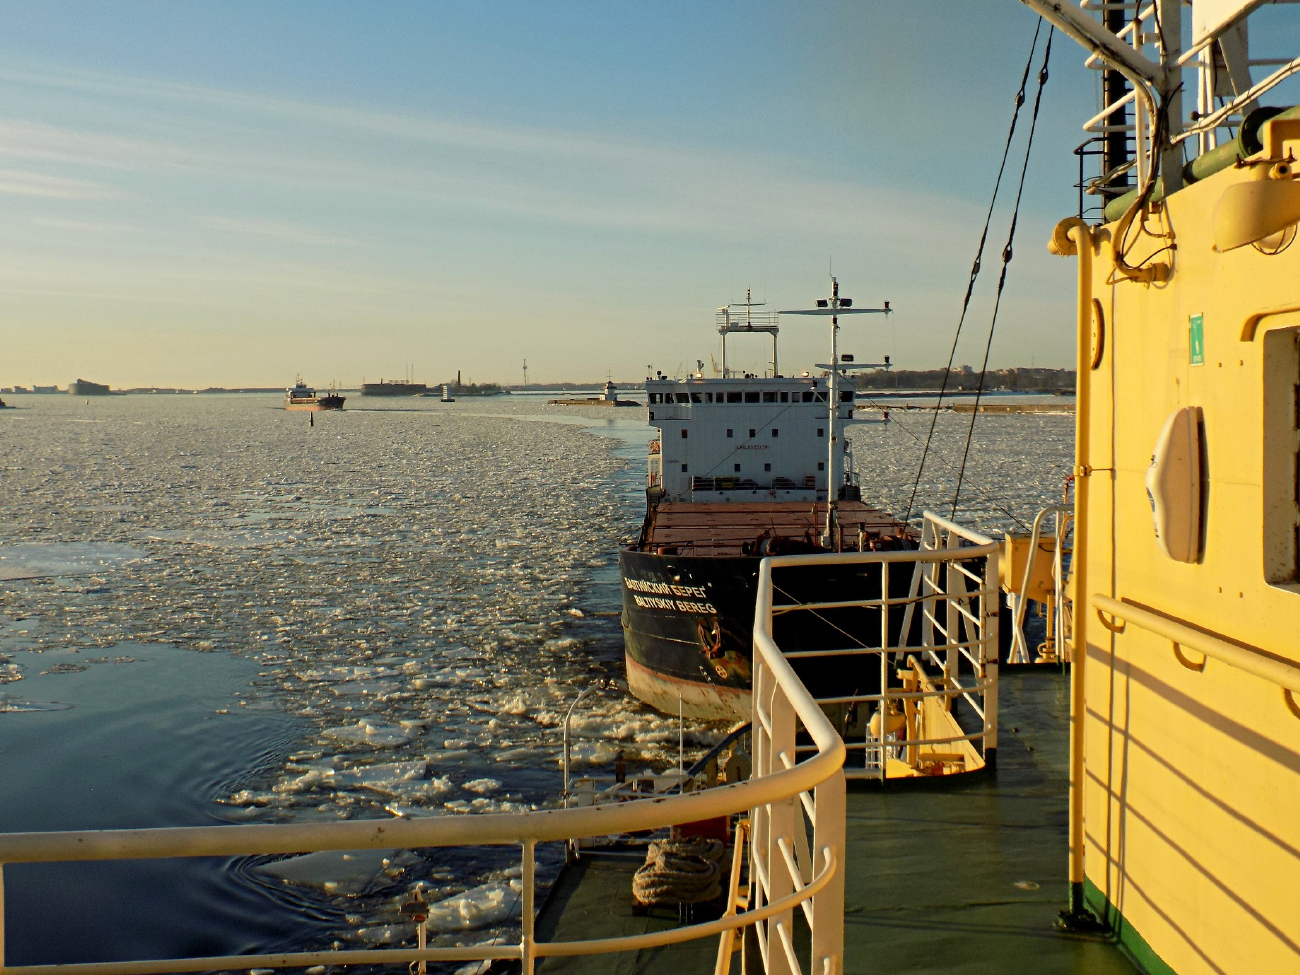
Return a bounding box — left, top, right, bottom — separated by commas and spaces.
1189, 314, 1205, 365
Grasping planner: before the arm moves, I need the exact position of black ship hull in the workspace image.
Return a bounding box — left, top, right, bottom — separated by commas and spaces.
619, 547, 917, 722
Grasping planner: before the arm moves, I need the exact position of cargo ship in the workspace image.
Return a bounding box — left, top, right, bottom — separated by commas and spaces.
360, 379, 427, 396
618, 286, 911, 721
283, 378, 345, 411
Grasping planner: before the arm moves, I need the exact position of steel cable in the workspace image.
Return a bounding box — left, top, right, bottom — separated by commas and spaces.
901, 19, 1044, 527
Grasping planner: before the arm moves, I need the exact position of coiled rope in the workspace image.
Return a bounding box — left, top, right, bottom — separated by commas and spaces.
632, 836, 726, 906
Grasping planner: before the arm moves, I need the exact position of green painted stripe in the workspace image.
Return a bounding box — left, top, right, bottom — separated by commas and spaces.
1084, 878, 1178, 975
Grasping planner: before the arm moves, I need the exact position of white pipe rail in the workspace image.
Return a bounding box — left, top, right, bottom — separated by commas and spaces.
755, 512, 999, 784
0, 605, 848, 975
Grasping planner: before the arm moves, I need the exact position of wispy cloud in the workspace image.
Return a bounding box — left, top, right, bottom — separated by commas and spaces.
201, 216, 359, 246
0, 167, 122, 199
31, 216, 144, 233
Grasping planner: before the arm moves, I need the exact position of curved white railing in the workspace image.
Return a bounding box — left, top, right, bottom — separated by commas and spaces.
0, 607, 847, 975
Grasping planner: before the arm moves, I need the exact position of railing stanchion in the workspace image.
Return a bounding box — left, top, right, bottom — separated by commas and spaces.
811, 776, 845, 975
521, 839, 536, 975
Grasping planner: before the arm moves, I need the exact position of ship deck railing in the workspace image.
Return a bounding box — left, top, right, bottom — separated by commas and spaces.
0, 612, 848, 975
760, 511, 1001, 782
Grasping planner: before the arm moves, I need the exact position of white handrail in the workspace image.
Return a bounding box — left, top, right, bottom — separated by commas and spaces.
0, 598, 848, 975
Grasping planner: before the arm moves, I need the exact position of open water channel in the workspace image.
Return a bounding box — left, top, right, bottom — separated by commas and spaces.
0, 391, 1072, 967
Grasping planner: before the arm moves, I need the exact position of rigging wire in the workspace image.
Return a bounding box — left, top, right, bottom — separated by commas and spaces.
855, 394, 1033, 532
901, 18, 1044, 528
951, 27, 1055, 519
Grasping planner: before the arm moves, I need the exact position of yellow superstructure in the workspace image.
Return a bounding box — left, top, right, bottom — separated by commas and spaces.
1048, 91, 1300, 975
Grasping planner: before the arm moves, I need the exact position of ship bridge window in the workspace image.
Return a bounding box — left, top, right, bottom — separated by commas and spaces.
781, 391, 789, 402
802, 391, 814, 402
691, 392, 702, 403
815, 392, 828, 403
817, 427, 824, 437
649, 393, 661, 404
681, 429, 688, 438
840, 390, 854, 402
745, 391, 760, 403
727, 392, 742, 403
763, 391, 777, 403
727, 428, 733, 437
749, 428, 756, 438
676, 393, 691, 403
734, 463, 741, 472
771, 428, 779, 437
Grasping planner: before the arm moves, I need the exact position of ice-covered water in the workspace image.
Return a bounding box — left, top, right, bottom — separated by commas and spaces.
0, 391, 1073, 964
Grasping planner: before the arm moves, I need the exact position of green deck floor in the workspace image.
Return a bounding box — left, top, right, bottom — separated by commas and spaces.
531, 670, 1140, 974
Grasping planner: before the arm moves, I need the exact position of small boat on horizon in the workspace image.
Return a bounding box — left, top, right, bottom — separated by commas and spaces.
284, 377, 345, 411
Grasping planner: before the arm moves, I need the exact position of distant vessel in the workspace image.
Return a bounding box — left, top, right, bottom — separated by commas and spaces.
549, 381, 640, 407
284, 378, 345, 411
32, 385, 59, 394
69, 379, 111, 396
361, 379, 427, 397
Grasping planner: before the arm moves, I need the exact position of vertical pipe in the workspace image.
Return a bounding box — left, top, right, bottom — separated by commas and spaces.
521, 839, 536, 975
827, 309, 840, 546
879, 646, 888, 784
1102, 4, 1131, 198
1067, 221, 1095, 919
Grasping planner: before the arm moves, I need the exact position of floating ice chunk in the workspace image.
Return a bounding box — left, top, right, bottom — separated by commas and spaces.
0, 663, 22, 683
541, 637, 579, 651
323, 720, 413, 748
462, 778, 500, 795
257, 848, 399, 896
0, 693, 71, 713
563, 742, 617, 766
424, 880, 523, 933
350, 922, 417, 944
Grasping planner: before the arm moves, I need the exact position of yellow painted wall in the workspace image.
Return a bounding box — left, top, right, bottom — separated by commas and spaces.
1079, 150, 1300, 974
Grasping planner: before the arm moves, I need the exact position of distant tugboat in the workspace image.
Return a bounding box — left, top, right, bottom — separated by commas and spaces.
619, 282, 912, 721
284, 377, 345, 411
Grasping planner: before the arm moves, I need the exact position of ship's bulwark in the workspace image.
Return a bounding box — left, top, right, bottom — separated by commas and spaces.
619, 548, 924, 723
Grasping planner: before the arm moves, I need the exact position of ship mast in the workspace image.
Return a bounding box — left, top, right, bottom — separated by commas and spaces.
783, 277, 891, 545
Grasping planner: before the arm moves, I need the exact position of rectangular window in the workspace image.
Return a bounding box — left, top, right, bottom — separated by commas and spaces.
840, 390, 854, 402
681, 463, 688, 473
763, 391, 777, 403
817, 462, 825, 471
726, 428, 733, 438
745, 391, 760, 403
649, 393, 660, 404
802, 391, 814, 402
705, 392, 714, 403
676, 393, 691, 404
749, 428, 756, 438
817, 428, 824, 437
691, 392, 702, 403
734, 463, 741, 472
1265, 326, 1300, 586
681, 429, 688, 438
815, 392, 828, 403
780, 391, 789, 403
727, 392, 742, 403
764, 462, 771, 472
771, 428, 779, 438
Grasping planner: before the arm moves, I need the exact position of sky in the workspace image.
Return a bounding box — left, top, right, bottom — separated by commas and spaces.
0, 2, 1252, 387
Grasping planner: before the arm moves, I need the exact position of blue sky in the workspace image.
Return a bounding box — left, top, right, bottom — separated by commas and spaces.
0, 3, 1145, 386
